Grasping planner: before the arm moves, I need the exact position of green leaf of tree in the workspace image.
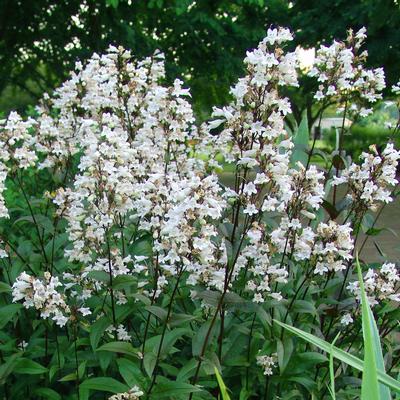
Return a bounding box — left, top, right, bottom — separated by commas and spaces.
96, 341, 139, 358
90, 316, 111, 350
151, 377, 202, 397
13, 358, 48, 374
80, 377, 128, 394
0, 304, 23, 329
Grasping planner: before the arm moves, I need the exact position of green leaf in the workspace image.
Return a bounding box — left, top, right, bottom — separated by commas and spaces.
192, 321, 218, 356
98, 350, 113, 373
59, 372, 77, 382
291, 114, 309, 167
214, 367, 231, 400
33, 388, 61, 400
106, 0, 119, 8
151, 377, 202, 398
0, 281, 12, 294
0, 303, 23, 329
285, 375, 316, 392
145, 328, 190, 357
143, 352, 157, 378
13, 214, 54, 233
275, 320, 400, 393
357, 255, 390, 400
13, 358, 48, 374
329, 333, 340, 400
297, 352, 328, 364
87, 270, 109, 284
292, 300, 317, 315
97, 341, 138, 358
112, 275, 137, 289
169, 313, 196, 327
277, 337, 294, 373
116, 358, 144, 387
177, 358, 198, 382
145, 305, 167, 321
78, 361, 87, 380
49, 365, 60, 382
0, 353, 21, 384
194, 290, 221, 307
80, 377, 128, 393
90, 316, 111, 350
239, 387, 252, 400
131, 236, 152, 257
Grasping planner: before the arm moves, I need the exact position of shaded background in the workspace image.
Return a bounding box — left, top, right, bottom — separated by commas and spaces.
1, 0, 400, 118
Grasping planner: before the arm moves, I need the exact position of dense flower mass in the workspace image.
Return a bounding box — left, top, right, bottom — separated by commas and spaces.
347, 262, 400, 306
2, 26, 400, 399
332, 143, 400, 211
256, 353, 278, 376
308, 27, 386, 118
12, 272, 70, 326
109, 386, 144, 400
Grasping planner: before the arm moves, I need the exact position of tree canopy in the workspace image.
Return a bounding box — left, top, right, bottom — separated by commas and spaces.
1, 0, 399, 117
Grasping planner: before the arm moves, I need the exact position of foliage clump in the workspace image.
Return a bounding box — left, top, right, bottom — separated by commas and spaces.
0, 26, 399, 399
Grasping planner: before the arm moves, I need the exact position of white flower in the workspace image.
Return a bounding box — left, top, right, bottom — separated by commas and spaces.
78, 307, 92, 316
340, 313, 354, 326
109, 385, 144, 399
347, 262, 400, 306
12, 272, 70, 326
243, 182, 257, 196
244, 204, 258, 216
117, 325, 131, 342
256, 353, 277, 376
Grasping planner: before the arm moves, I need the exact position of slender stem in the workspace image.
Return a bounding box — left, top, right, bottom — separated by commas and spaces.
0, 236, 36, 274
280, 269, 310, 339
263, 375, 269, 400
73, 323, 81, 400
119, 214, 126, 258
332, 100, 348, 207
105, 235, 117, 331
140, 253, 160, 371
146, 268, 184, 397
15, 172, 50, 266
217, 306, 225, 362
188, 225, 252, 397
55, 327, 62, 379
245, 313, 257, 391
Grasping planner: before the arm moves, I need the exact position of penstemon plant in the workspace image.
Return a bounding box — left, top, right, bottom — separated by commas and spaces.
0, 27, 399, 399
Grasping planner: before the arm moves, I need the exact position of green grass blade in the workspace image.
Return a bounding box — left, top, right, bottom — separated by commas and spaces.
274, 320, 400, 393
356, 254, 391, 400
214, 367, 231, 400
356, 254, 380, 400
329, 333, 340, 400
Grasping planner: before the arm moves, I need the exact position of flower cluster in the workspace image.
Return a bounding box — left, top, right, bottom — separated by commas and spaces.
312, 221, 354, 275
106, 324, 132, 342
256, 353, 278, 376
332, 143, 400, 211
244, 222, 288, 303
347, 262, 400, 306
33, 46, 226, 306
109, 386, 144, 400
308, 27, 385, 118
12, 272, 70, 326
203, 28, 303, 299
0, 112, 38, 218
